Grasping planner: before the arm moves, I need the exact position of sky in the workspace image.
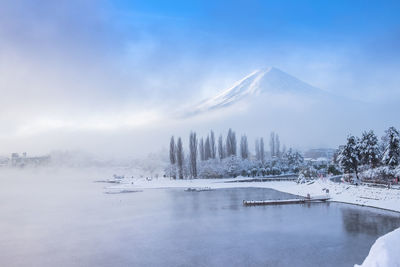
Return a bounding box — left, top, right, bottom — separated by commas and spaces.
0, 0, 400, 157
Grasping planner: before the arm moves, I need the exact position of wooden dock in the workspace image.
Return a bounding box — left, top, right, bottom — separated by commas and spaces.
243, 195, 330, 206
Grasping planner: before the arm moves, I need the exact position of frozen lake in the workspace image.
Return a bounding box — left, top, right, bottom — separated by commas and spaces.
1, 170, 400, 267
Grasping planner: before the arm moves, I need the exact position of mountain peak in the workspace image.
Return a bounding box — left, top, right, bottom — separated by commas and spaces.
189, 67, 319, 116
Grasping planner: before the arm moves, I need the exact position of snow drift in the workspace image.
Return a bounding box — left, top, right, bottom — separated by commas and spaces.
355, 227, 400, 267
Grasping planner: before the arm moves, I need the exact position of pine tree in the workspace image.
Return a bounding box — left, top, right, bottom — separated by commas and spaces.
189, 132, 198, 178
382, 127, 400, 168
338, 135, 361, 179
359, 130, 380, 168
176, 137, 184, 179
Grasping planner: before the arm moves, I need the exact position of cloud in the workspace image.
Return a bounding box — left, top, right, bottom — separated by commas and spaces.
0, 0, 399, 157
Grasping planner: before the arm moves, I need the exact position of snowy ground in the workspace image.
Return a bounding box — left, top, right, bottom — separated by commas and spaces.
107, 176, 400, 267
107, 176, 400, 213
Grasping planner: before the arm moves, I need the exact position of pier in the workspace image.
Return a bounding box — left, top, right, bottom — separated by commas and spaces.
243, 195, 330, 206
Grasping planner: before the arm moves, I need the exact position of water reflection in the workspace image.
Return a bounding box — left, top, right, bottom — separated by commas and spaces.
1, 183, 400, 267
341, 207, 400, 236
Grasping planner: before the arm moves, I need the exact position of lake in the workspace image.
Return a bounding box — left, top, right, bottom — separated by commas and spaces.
1, 171, 399, 267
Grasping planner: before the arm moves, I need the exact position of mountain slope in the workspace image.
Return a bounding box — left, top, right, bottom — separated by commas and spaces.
190, 67, 322, 116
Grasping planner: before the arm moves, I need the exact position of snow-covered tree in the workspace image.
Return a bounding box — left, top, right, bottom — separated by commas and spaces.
382, 126, 400, 168
189, 132, 198, 178
284, 148, 304, 167
225, 155, 241, 177
240, 135, 249, 159
198, 159, 224, 178
176, 137, 184, 179
338, 135, 361, 179
359, 130, 381, 168
282, 144, 287, 156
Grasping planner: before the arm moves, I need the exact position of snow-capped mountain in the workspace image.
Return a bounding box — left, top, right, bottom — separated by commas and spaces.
190, 67, 322, 115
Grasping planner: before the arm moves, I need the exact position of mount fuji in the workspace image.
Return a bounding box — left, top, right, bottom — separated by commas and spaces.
189, 67, 326, 116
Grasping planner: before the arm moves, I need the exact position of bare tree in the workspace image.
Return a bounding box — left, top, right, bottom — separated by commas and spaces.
260, 137, 265, 163
240, 135, 249, 159
169, 136, 176, 165
226, 128, 237, 157
199, 138, 205, 161
270, 132, 276, 157
210, 130, 216, 159
275, 134, 280, 158
255, 139, 260, 160
189, 132, 198, 178
218, 134, 224, 160
205, 136, 211, 160
176, 137, 184, 179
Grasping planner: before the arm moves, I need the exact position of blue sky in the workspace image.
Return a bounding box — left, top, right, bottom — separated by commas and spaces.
110, 0, 400, 100
1, 0, 400, 155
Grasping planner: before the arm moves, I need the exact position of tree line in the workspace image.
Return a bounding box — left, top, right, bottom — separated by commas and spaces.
167, 129, 289, 179
337, 126, 400, 182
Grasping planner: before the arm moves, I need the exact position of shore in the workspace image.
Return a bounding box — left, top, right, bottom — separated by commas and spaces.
109, 176, 400, 267
108, 176, 400, 213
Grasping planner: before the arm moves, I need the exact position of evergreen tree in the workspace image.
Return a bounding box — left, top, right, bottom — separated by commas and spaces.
176, 137, 184, 179
189, 132, 198, 178
338, 135, 361, 179
382, 126, 400, 168
359, 130, 380, 168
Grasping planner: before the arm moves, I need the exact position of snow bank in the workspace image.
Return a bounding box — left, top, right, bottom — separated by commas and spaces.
355, 228, 400, 267
110, 176, 400, 213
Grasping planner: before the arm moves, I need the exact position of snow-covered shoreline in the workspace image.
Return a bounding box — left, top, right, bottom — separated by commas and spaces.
109, 176, 400, 213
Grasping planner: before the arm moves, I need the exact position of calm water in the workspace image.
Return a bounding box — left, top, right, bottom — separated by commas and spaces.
1, 172, 400, 267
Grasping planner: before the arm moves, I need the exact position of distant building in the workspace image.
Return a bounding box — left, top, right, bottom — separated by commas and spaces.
11, 152, 50, 167
0, 156, 9, 167
303, 148, 336, 160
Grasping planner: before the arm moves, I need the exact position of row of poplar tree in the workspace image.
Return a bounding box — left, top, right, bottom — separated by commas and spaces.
168, 129, 283, 179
